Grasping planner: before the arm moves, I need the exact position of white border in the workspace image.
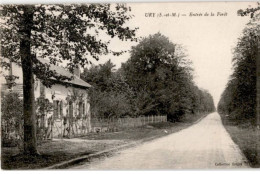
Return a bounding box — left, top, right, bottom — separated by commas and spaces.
1, 0, 259, 173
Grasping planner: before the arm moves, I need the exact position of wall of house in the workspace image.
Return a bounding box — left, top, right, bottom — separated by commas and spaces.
40, 83, 91, 138
11, 62, 23, 84
1, 62, 41, 98
1, 61, 92, 139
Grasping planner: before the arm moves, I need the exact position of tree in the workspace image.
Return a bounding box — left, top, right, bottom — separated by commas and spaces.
122, 33, 215, 120
0, 4, 137, 155
81, 33, 215, 123
218, 5, 259, 121
1, 92, 23, 147
81, 60, 134, 119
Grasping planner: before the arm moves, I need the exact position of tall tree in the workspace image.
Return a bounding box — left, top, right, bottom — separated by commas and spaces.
122, 33, 215, 120
81, 60, 134, 119
0, 4, 137, 155
218, 5, 259, 121
238, 2, 260, 128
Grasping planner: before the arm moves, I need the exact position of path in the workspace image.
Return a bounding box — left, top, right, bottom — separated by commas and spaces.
72, 112, 249, 169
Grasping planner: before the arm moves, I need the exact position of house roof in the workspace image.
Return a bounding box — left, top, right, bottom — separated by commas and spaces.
38, 58, 91, 89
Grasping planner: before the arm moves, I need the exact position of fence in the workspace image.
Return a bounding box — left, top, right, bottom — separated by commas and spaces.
91, 115, 167, 133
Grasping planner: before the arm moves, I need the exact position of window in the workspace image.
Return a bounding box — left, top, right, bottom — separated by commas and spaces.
83, 103, 85, 117
54, 100, 63, 118
60, 101, 63, 117
79, 102, 83, 118
69, 101, 73, 117
53, 101, 58, 118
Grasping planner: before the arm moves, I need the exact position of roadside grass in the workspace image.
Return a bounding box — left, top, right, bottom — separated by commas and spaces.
2, 139, 126, 170
2, 112, 209, 170
221, 114, 260, 168
83, 112, 208, 141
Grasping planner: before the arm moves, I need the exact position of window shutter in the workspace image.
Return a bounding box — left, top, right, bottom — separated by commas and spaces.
83, 103, 85, 117
79, 102, 82, 118
60, 101, 63, 117
69, 101, 73, 118
57, 101, 60, 118
53, 101, 57, 118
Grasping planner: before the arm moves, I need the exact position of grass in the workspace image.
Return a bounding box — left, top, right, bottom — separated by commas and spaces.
2, 139, 126, 170
221, 114, 260, 168
82, 112, 208, 141
2, 112, 208, 170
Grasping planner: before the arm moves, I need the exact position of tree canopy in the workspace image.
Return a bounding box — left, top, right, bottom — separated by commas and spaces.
0, 4, 137, 155
1, 4, 138, 86
217, 5, 259, 121
82, 33, 215, 122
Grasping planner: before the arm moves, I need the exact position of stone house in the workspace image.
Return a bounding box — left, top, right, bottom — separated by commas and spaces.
1, 58, 92, 139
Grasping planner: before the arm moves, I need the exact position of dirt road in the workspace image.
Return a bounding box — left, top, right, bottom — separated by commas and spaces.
72, 112, 249, 169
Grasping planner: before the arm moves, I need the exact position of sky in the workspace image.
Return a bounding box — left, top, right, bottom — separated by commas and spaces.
1, 1, 256, 107
90, 2, 257, 106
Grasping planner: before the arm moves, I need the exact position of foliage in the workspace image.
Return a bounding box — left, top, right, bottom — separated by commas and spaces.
82, 60, 134, 119
218, 6, 259, 120
1, 4, 138, 86
35, 96, 53, 141
1, 92, 23, 147
82, 33, 215, 121
122, 33, 215, 121
0, 4, 137, 154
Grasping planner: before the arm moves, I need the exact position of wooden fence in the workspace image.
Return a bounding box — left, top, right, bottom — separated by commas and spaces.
91, 115, 167, 133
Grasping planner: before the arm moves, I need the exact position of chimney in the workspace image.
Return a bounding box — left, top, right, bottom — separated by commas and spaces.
73, 64, 81, 78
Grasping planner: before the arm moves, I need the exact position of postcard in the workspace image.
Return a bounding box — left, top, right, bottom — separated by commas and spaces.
0, 1, 259, 170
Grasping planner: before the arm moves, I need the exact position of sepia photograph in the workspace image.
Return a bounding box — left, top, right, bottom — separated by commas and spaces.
0, 0, 259, 170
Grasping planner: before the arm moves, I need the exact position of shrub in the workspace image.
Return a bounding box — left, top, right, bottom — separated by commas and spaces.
1, 92, 23, 148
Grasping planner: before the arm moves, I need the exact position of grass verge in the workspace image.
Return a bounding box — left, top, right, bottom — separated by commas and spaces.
2, 112, 209, 170
221, 114, 260, 168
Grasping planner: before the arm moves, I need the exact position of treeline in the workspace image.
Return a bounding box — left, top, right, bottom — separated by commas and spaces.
82, 33, 215, 121
217, 11, 259, 121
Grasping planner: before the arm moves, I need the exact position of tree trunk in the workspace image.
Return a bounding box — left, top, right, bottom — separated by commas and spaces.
257, 36, 260, 129
256, 30, 260, 167
20, 6, 39, 155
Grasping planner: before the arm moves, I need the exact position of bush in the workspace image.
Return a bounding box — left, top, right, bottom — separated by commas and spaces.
1, 92, 23, 148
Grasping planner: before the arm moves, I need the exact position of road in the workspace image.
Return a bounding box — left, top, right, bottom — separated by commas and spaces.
72, 112, 249, 169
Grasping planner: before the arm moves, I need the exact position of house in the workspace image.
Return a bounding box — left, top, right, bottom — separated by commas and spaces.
1, 58, 92, 139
